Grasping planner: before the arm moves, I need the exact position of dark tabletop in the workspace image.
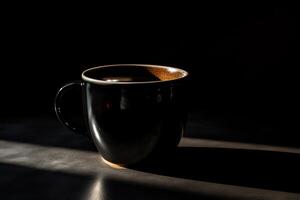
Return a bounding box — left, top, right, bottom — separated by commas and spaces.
0, 116, 299, 200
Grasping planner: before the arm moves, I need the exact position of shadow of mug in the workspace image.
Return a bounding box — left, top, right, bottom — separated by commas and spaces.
130, 146, 300, 193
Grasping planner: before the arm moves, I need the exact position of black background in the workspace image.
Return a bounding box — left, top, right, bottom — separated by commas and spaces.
1, 4, 298, 145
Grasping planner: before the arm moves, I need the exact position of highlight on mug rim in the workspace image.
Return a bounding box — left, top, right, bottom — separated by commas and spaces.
81, 64, 189, 85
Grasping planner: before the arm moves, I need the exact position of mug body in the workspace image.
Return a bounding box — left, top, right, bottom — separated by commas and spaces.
82, 64, 188, 166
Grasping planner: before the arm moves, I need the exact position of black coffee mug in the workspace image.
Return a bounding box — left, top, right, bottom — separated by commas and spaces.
55, 64, 189, 167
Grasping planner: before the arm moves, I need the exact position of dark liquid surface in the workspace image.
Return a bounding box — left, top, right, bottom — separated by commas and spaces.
100, 75, 160, 82
85, 66, 161, 82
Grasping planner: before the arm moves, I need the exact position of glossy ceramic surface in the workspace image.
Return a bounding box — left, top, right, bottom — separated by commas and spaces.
56, 64, 189, 166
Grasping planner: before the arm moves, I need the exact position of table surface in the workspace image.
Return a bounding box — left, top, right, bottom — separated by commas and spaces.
0, 116, 299, 200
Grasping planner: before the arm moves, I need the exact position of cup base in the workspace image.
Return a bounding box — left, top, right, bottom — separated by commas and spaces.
101, 157, 126, 169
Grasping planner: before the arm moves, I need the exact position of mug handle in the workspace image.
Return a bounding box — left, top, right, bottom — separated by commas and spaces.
54, 81, 88, 136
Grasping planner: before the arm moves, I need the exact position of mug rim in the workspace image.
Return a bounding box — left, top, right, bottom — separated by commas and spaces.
81, 64, 189, 85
